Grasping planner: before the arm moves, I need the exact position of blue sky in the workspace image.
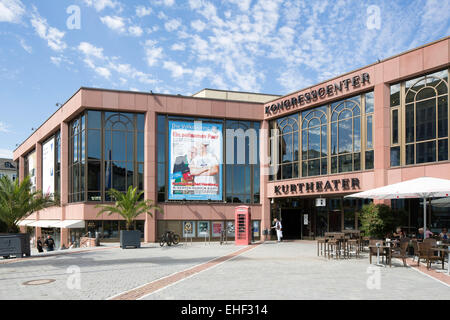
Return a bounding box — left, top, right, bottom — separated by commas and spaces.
0, 0, 449, 158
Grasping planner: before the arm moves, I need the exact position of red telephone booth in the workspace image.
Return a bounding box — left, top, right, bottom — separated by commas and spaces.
235, 206, 251, 245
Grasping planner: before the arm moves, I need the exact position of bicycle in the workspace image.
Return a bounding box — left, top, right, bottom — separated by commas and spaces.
220, 226, 234, 245
160, 230, 180, 247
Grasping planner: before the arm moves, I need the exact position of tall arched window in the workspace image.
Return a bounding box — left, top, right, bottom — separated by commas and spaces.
104, 113, 135, 196
275, 115, 299, 180
301, 106, 327, 177
403, 70, 448, 165
331, 97, 361, 173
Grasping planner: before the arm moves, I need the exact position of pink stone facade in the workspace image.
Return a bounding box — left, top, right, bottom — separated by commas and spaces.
13, 37, 450, 245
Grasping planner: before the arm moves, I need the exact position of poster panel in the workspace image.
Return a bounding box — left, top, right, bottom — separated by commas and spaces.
183, 221, 195, 238
168, 120, 222, 201
27, 151, 36, 192
42, 137, 55, 196
212, 221, 224, 237
252, 220, 260, 237
198, 221, 210, 236
226, 221, 235, 236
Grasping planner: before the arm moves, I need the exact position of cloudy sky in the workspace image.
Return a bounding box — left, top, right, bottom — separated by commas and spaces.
0, 0, 449, 158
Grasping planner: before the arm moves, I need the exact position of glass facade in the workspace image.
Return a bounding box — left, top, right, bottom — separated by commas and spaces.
390, 69, 449, 167
69, 110, 144, 203
156, 114, 260, 204
270, 92, 373, 181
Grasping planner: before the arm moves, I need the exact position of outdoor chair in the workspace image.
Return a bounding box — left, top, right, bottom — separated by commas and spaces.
327, 235, 342, 259
347, 238, 359, 258
418, 242, 445, 270
411, 240, 424, 264
424, 238, 437, 247
317, 237, 327, 257
369, 239, 388, 264
390, 238, 410, 267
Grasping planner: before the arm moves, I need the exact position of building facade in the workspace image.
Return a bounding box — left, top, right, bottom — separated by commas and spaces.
0, 158, 17, 182
14, 37, 450, 246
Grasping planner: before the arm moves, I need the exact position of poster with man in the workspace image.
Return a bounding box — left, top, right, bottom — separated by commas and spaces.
168, 120, 223, 201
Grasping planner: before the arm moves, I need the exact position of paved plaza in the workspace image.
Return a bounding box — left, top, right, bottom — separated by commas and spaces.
0, 241, 448, 300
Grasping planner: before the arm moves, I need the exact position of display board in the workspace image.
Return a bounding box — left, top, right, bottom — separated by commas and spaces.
168, 120, 223, 201
42, 136, 55, 196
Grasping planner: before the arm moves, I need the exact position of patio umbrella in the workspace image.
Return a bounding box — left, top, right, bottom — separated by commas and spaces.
430, 197, 450, 208
345, 177, 450, 238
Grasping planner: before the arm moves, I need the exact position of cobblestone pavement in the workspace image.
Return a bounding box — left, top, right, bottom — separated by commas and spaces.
0, 241, 448, 300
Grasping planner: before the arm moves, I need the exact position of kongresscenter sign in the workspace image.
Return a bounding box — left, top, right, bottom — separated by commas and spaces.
168, 120, 223, 201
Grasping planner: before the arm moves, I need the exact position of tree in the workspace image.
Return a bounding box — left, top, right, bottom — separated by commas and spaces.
359, 203, 398, 239
0, 175, 55, 233
96, 186, 162, 230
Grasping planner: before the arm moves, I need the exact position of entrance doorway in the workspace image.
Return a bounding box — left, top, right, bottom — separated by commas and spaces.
328, 210, 341, 232
280, 208, 302, 240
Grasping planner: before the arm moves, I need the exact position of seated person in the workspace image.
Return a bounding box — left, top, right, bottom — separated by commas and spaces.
439, 228, 448, 241
425, 228, 434, 239
393, 227, 406, 239
416, 228, 425, 240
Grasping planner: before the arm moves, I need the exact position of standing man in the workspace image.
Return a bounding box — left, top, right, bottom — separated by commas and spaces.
271, 218, 283, 242
44, 235, 55, 252
36, 236, 43, 253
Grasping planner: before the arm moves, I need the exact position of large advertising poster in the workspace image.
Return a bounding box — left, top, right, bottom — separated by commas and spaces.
168, 120, 223, 201
42, 137, 55, 196
27, 151, 36, 193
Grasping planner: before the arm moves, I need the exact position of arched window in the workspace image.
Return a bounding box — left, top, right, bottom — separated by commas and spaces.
301, 106, 327, 177
274, 115, 299, 179
104, 113, 135, 194
330, 98, 361, 173
403, 70, 448, 165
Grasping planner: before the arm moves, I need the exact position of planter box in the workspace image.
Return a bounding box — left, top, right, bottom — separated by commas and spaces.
0, 233, 31, 258
120, 230, 141, 249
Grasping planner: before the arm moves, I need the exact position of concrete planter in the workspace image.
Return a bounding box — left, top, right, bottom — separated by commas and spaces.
120, 230, 141, 249
0, 233, 31, 258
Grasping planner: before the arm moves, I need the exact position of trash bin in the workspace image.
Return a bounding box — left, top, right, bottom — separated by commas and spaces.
95, 232, 100, 246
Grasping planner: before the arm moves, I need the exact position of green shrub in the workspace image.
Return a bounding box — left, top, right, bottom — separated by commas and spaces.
359, 203, 398, 238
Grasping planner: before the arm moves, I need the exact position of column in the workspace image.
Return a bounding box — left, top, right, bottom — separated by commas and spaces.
373, 83, 391, 206
144, 111, 157, 242
18, 156, 25, 182
60, 122, 69, 247
259, 120, 271, 239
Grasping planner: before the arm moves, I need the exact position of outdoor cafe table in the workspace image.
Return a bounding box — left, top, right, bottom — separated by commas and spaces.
368, 243, 393, 267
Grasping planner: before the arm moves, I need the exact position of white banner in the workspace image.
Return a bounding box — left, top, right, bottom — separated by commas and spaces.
42, 137, 55, 196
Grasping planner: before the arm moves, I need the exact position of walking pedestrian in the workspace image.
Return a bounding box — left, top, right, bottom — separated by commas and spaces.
271, 218, 283, 242
44, 235, 55, 252
36, 237, 43, 253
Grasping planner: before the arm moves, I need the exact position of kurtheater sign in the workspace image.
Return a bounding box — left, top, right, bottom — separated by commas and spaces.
265, 73, 370, 116
273, 178, 360, 196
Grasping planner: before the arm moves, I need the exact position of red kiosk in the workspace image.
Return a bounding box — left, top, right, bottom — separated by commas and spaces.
235, 206, 251, 245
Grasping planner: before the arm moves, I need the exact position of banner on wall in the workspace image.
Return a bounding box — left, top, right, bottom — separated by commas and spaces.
27, 151, 36, 192
42, 137, 55, 196
168, 120, 223, 201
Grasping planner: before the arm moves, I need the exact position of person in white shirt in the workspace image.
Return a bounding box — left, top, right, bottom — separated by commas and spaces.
271, 218, 283, 242
190, 141, 219, 187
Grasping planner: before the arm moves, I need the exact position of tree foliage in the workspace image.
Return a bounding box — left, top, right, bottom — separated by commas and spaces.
0, 176, 55, 233
359, 203, 398, 239
96, 186, 162, 230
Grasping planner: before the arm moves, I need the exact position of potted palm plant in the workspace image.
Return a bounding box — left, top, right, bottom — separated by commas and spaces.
96, 186, 162, 249
0, 175, 55, 258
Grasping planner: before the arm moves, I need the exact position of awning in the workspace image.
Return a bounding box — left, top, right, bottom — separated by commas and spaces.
52, 220, 85, 229
17, 220, 35, 226
27, 220, 61, 228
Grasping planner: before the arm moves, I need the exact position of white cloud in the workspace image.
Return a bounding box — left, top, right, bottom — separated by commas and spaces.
0, 149, 12, 158
100, 15, 126, 33
0, 0, 25, 23
144, 40, 163, 67
95, 66, 111, 79
154, 0, 175, 6
191, 20, 206, 32
19, 38, 32, 53
0, 122, 10, 133
165, 18, 182, 32
78, 42, 105, 59
30, 9, 67, 52
136, 6, 151, 17
163, 60, 192, 78
171, 43, 185, 51
128, 25, 143, 37
83, 0, 119, 12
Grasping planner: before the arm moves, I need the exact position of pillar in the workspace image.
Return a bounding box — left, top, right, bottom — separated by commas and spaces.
144, 110, 157, 242
259, 120, 271, 239
60, 122, 69, 248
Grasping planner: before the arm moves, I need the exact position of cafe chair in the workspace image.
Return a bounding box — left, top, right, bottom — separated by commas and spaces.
418, 242, 445, 270
317, 237, 327, 257
390, 238, 410, 267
